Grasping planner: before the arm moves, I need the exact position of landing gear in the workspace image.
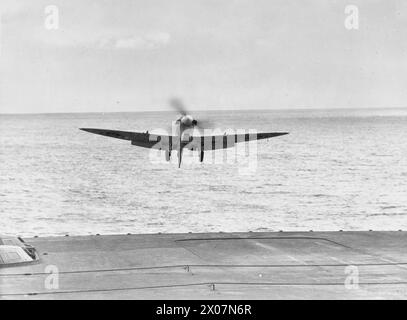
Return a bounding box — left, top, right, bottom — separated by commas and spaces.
178, 148, 183, 168
165, 150, 171, 162
199, 151, 204, 162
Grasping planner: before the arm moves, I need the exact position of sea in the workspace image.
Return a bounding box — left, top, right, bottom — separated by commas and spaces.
1, 108, 407, 236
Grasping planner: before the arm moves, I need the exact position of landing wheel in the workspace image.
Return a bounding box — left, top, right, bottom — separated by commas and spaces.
165, 150, 171, 161
199, 151, 204, 162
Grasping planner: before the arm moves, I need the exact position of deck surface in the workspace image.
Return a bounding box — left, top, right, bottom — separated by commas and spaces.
1, 231, 407, 299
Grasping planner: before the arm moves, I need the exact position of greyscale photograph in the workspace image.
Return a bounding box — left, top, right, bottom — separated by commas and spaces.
0, 0, 407, 301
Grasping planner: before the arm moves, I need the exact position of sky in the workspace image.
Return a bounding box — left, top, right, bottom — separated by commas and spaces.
0, 0, 406, 113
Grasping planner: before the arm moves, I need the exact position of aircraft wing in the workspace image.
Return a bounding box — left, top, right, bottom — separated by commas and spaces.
80, 128, 139, 141
80, 128, 178, 149
80, 128, 288, 151
185, 132, 289, 151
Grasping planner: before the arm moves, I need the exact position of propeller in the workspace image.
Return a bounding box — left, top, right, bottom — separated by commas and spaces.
169, 97, 215, 130
169, 97, 187, 116
194, 118, 214, 130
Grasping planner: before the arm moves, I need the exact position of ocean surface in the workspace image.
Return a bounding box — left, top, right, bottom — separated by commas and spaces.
1, 108, 407, 236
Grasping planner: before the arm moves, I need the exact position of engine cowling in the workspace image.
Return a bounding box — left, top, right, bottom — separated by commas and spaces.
180, 115, 194, 127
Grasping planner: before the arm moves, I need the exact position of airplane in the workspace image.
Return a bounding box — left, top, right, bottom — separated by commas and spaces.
80, 99, 289, 168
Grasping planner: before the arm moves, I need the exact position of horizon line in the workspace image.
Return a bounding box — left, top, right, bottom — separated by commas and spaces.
1, 106, 407, 116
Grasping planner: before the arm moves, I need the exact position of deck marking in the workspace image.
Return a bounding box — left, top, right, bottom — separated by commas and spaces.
2, 281, 407, 298
329, 256, 348, 265
250, 240, 307, 265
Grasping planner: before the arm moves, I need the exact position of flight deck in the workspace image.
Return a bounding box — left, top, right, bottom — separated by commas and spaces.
1, 231, 407, 299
